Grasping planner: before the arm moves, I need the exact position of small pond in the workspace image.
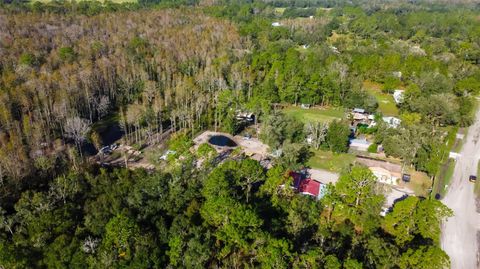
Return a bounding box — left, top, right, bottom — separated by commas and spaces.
208, 135, 237, 147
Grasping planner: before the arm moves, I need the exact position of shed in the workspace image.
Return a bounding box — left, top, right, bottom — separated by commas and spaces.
382, 117, 401, 128
393, 90, 404, 104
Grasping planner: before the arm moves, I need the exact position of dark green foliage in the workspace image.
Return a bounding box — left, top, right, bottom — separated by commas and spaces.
260, 112, 305, 149
326, 120, 351, 153
344, 90, 378, 113
0, 160, 451, 268
367, 143, 378, 153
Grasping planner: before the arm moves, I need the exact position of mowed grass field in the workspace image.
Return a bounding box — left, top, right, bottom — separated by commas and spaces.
307, 149, 355, 173
283, 106, 344, 124
363, 81, 399, 116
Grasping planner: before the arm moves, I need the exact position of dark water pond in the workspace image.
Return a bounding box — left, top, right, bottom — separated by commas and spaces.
208, 135, 237, 147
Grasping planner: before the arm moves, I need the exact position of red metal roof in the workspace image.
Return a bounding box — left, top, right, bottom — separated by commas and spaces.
298, 179, 321, 197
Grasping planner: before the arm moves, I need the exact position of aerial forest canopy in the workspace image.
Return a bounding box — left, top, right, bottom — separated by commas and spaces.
0, 0, 478, 268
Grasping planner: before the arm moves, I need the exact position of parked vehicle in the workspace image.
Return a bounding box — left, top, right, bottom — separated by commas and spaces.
99, 146, 112, 155
469, 175, 477, 183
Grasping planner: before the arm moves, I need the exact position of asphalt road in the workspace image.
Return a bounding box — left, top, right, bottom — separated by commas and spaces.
441, 108, 480, 269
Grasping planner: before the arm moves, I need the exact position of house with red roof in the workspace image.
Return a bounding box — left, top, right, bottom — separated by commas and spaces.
289, 171, 327, 200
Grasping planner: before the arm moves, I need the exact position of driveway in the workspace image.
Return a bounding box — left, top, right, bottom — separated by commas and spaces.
307, 168, 339, 184
441, 108, 480, 269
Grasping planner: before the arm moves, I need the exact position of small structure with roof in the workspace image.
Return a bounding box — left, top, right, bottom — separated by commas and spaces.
301, 103, 311, 109
382, 116, 401, 128
353, 108, 365, 114
393, 90, 404, 104
272, 22, 281, 27
289, 171, 327, 200
236, 111, 255, 122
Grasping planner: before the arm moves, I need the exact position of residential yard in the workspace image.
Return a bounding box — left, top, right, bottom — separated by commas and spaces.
307, 149, 355, 173
283, 106, 344, 124
363, 81, 399, 116
404, 169, 432, 197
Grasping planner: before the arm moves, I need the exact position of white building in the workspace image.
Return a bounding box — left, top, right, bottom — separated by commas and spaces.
382, 116, 401, 128
393, 90, 404, 104
272, 22, 281, 27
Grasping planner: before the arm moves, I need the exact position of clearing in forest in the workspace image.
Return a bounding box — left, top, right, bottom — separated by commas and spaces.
283, 106, 344, 124
363, 81, 399, 116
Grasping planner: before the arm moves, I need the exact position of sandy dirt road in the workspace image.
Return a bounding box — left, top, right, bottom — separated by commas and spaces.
441, 108, 480, 269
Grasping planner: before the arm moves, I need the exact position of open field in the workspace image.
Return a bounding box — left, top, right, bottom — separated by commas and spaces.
307, 149, 355, 173
283, 106, 344, 124
363, 81, 399, 116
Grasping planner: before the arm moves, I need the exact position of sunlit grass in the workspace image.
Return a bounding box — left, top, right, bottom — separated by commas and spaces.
307, 149, 355, 173
283, 106, 344, 124
363, 81, 399, 116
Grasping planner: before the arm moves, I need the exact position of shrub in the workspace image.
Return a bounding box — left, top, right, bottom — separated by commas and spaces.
368, 143, 378, 153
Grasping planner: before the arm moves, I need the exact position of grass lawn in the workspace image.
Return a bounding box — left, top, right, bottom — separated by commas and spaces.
283, 106, 344, 124
452, 128, 467, 153
363, 81, 399, 116
307, 149, 355, 173
405, 169, 432, 197
431, 158, 456, 198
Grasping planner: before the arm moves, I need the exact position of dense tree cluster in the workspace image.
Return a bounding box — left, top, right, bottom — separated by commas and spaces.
0, 158, 452, 268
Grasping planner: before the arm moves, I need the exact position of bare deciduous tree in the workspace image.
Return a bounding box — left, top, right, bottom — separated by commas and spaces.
96, 95, 111, 120
306, 122, 328, 150
82, 236, 99, 254
64, 117, 91, 154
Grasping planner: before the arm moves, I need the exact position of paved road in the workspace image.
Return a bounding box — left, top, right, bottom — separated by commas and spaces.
441, 108, 480, 269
